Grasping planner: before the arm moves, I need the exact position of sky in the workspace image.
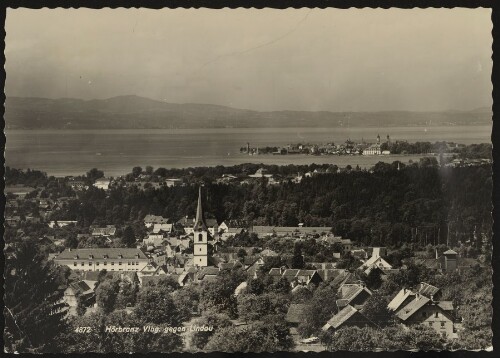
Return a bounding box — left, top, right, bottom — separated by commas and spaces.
5, 8, 492, 112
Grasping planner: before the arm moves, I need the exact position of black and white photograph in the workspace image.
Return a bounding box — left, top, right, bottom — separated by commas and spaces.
2, 7, 494, 353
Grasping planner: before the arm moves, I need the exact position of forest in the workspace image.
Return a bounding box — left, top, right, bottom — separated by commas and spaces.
17, 160, 488, 250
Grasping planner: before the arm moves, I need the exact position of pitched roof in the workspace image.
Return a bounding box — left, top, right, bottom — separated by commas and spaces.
324, 305, 359, 330
91, 226, 116, 236
443, 249, 458, 255
437, 301, 454, 311
396, 295, 431, 321
310, 262, 337, 270
417, 282, 440, 298
296, 269, 317, 277
144, 215, 169, 224
69, 280, 92, 294
81, 271, 100, 281
251, 226, 275, 234
336, 299, 350, 308
177, 217, 194, 226
152, 223, 173, 233
193, 187, 208, 231
340, 284, 369, 300
387, 288, 416, 312
316, 269, 348, 281
56, 248, 148, 260
286, 304, 307, 323
198, 267, 220, 279
269, 268, 283, 276
360, 255, 392, 271
282, 269, 300, 280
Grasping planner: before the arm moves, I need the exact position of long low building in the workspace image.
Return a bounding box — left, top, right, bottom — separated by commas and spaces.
54, 248, 150, 272
251, 225, 332, 237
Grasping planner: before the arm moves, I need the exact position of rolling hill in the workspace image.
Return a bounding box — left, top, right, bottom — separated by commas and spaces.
4, 95, 492, 130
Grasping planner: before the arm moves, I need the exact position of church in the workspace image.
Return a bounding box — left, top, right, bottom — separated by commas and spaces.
193, 186, 210, 267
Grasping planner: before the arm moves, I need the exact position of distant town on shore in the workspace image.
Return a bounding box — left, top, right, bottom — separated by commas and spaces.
241, 135, 492, 159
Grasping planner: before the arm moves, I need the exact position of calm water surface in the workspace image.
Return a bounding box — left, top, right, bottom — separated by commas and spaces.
5, 126, 491, 176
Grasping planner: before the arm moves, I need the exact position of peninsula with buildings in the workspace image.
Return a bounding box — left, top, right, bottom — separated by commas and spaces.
241, 135, 492, 162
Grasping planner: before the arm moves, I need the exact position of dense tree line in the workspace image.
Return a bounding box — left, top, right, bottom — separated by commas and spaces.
37, 161, 491, 250
379, 141, 491, 159
5, 167, 48, 187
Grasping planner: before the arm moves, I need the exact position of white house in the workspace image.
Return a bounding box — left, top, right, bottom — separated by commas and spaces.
152, 223, 173, 234
143, 234, 165, 247
358, 247, 393, 274
143, 215, 169, 228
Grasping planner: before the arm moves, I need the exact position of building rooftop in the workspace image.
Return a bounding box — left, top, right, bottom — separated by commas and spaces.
56, 248, 148, 260
324, 305, 358, 330
417, 282, 440, 298
388, 288, 416, 312
396, 295, 430, 321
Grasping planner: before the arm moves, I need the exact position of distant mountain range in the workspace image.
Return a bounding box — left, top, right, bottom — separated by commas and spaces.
4, 95, 492, 130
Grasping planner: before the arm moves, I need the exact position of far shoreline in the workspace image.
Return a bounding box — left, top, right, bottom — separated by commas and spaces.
7, 153, 439, 178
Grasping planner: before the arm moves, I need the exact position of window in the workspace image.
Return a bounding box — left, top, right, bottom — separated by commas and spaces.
88, 262, 92, 266
73, 262, 77, 267
200, 248, 202, 252
111, 262, 115, 265
81, 262, 84, 266
104, 262, 107, 266
435, 312, 439, 318
119, 262, 122, 265
198, 234, 203, 242
96, 262, 99, 266
441, 322, 445, 328
428, 322, 433, 327
128, 262, 131, 265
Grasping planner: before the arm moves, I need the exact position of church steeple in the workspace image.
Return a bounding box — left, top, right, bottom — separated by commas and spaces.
193, 186, 209, 267
194, 186, 208, 232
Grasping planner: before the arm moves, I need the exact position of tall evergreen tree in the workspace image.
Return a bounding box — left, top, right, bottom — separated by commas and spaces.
122, 226, 136, 248
291, 244, 304, 269
4, 238, 70, 352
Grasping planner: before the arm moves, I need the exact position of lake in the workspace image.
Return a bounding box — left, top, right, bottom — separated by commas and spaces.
4, 126, 491, 177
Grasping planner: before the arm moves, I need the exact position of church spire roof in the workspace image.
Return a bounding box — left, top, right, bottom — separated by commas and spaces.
194, 186, 208, 231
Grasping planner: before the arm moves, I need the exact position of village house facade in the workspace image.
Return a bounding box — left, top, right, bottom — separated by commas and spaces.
54, 248, 149, 272
388, 283, 456, 338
